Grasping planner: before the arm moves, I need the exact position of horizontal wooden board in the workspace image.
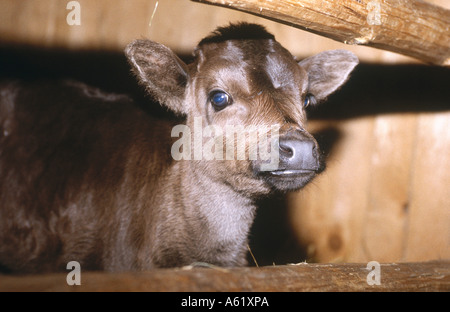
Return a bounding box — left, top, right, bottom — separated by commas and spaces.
1, 261, 448, 291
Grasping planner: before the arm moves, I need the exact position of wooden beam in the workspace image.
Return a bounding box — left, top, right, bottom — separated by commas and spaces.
191, 0, 450, 65
1, 261, 448, 291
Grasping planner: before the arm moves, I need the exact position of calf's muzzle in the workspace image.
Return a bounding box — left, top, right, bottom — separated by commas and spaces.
277, 129, 320, 173
255, 129, 324, 191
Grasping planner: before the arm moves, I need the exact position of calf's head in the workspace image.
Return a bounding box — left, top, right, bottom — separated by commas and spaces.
126, 23, 358, 194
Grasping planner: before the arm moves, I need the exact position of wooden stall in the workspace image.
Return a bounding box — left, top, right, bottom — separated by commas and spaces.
0, 0, 449, 291
1, 261, 448, 291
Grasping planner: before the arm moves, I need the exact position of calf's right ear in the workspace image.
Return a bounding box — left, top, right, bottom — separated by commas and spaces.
125, 40, 189, 115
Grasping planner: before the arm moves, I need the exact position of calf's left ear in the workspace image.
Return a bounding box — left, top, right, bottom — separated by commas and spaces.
125, 39, 189, 115
299, 50, 358, 101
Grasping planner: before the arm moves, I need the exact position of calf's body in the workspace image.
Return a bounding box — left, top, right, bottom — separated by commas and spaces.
0, 23, 357, 273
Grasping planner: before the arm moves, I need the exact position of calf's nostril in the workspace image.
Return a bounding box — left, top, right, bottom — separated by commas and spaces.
279, 143, 294, 158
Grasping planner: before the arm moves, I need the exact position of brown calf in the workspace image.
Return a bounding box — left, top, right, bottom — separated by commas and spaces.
0, 23, 358, 273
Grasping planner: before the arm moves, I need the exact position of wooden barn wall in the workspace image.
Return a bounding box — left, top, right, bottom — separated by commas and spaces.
289, 112, 450, 263
0, 0, 449, 265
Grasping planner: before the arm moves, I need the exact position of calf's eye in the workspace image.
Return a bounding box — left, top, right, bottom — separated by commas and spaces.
209, 90, 232, 111
303, 93, 316, 108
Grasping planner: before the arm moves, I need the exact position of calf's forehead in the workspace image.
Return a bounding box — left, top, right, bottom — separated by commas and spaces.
194, 39, 308, 95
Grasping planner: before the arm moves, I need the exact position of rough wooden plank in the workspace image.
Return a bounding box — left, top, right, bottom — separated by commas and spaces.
0, 261, 448, 291
363, 114, 417, 261
192, 0, 450, 65
405, 112, 450, 261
